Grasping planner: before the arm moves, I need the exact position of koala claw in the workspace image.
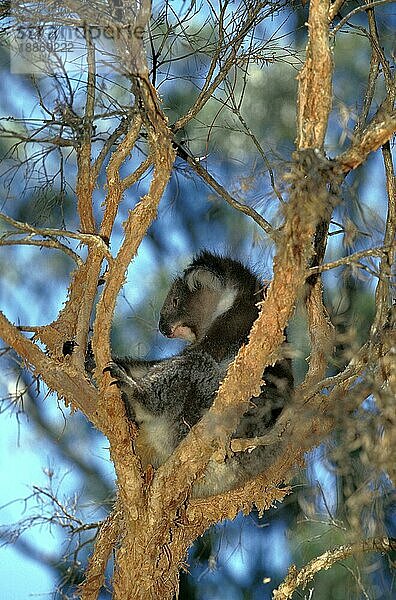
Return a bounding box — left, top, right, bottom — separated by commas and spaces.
109, 379, 122, 388
104, 361, 144, 395
103, 361, 126, 378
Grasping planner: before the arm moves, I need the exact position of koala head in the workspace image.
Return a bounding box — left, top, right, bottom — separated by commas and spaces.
159, 264, 236, 343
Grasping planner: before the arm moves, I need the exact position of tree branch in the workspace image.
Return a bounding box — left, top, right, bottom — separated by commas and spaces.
0, 237, 82, 265
0, 213, 112, 261
337, 104, 396, 172
76, 26, 96, 233
273, 537, 396, 600
79, 506, 121, 600
99, 113, 143, 242
309, 245, 390, 274
296, 0, 333, 149
329, 0, 346, 21
0, 311, 99, 423
331, 1, 394, 36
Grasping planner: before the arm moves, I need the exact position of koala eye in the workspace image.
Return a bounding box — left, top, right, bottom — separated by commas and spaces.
172, 297, 179, 308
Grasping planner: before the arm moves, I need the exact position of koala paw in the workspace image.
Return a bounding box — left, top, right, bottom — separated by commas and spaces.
104, 361, 127, 381
104, 361, 143, 394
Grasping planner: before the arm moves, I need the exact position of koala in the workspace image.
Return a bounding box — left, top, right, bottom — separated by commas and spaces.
105, 251, 293, 496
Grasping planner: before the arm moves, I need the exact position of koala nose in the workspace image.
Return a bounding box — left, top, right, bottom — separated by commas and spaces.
159, 315, 172, 337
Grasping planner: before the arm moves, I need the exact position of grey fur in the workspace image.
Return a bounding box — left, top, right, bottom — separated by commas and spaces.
105, 251, 293, 497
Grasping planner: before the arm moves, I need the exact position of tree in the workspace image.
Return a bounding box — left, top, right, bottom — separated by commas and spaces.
0, 1, 395, 598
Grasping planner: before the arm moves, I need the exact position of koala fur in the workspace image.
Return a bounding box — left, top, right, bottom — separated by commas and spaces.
105, 251, 293, 497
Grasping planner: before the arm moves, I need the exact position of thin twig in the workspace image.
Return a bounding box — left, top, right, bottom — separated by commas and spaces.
0, 213, 113, 263
331, 0, 394, 36
173, 1, 277, 132
175, 143, 276, 239
0, 237, 82, 265
309, 246, 390, 274
225, 80, 285, 204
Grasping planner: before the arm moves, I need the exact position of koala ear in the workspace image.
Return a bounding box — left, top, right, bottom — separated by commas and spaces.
185, 267, 223, 291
